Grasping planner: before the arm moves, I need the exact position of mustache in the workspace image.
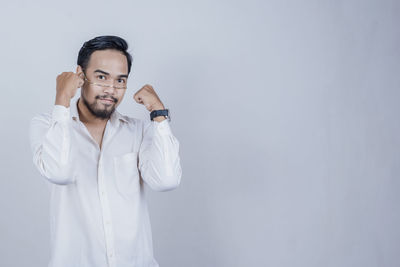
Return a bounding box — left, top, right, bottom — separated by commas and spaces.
97, 95, 118, 103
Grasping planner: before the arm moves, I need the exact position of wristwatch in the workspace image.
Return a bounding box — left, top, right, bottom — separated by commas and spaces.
150, 109, 171, 122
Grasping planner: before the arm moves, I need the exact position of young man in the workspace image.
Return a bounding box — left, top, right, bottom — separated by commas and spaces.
29, 35, 182, 267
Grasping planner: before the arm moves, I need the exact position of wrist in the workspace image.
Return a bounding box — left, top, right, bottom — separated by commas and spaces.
151, 103, 165, 112
150, 108, 170, 122
55, 94, 71, 108
153, 116, 167, 122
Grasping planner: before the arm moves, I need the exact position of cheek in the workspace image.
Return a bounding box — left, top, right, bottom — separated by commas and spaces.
83, 86, 99, 99
117, 91, 126, 102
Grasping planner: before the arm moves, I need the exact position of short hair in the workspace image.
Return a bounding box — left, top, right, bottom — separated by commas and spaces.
77, 35, 133, 75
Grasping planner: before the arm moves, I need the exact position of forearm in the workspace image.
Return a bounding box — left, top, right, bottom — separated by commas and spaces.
151, 103, 166, 122
55, 93, 71, 108
30, 105, 75, 185
152, 116, 166, 123
138, 120, 182, 191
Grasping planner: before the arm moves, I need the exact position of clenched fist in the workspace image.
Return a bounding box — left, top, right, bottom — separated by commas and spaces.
133, 84, 165, 112
55, 71, 84, 107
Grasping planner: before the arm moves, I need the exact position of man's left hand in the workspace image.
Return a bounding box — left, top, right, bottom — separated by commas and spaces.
133, 84, 165, 112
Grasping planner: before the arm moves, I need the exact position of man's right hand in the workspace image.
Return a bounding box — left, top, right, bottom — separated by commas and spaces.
55, 71, 84, 108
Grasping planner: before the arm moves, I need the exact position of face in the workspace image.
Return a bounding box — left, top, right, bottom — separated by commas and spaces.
78, 49, 129, 119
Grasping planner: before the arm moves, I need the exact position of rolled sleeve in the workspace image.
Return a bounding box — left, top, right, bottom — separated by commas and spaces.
152, 119, 173, 135
52, 105, 71, 123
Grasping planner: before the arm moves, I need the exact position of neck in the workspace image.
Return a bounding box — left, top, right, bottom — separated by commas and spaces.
77, 97, 109, 126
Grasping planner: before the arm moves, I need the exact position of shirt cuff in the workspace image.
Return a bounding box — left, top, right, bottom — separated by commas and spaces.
152, 119, 172, 135
52, 105, 70, 123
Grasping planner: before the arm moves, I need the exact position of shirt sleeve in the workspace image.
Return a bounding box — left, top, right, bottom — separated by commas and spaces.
29, 105, 75, 185
138, 119, 182, 192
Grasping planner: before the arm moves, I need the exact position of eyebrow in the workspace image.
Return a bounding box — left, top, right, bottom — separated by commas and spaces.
94, 69, 128, 78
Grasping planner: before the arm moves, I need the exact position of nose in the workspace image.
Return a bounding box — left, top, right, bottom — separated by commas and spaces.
102, 84, 118, 95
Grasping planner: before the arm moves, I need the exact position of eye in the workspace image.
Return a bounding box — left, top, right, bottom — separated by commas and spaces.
118, 79, 126, 83
97, 75, 106, 80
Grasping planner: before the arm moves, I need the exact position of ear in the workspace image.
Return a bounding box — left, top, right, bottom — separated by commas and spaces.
76, 65, 84, 78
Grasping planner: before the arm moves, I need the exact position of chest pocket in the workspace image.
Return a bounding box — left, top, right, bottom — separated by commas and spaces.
113, 151, 140, 197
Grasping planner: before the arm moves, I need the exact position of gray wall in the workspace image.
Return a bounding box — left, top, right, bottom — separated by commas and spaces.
0, 0, 399, 266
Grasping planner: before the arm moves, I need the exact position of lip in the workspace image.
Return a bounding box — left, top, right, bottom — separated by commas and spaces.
100, 98, 114, 104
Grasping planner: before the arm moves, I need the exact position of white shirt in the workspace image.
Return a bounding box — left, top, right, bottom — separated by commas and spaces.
29, 97, 182, 267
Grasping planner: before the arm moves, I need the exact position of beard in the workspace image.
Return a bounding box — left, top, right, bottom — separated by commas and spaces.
81, 92, 118, 120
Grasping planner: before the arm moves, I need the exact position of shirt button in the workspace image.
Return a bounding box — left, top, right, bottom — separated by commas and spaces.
102, 191, 105, 195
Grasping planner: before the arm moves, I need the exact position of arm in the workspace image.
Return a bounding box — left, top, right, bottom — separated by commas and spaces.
29, 70, 84, 185
138, 119, 182, 192
29, 105, 75, 185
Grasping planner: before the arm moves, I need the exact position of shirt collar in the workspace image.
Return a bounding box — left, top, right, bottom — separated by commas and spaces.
70, 97, 128, 126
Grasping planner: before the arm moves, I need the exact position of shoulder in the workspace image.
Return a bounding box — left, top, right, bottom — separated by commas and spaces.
117, 113, 159, 135
117, 112, 146, 129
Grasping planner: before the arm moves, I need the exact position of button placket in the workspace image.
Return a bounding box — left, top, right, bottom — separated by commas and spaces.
98, 154, 116, 267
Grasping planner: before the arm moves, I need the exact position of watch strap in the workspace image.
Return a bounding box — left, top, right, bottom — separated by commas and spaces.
150, 109, 169, 121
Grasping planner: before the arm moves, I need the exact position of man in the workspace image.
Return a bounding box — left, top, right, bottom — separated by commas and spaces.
29, 35, 182, 267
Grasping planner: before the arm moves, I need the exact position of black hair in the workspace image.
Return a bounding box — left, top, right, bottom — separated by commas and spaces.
77, 35, 133, 75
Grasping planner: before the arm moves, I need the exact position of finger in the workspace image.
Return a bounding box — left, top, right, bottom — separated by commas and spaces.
133, 93, 143, 104
76, 75, 84, 87
75, 70, 84, 80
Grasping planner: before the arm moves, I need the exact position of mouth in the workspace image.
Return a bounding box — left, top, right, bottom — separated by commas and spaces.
100, 98, 115, 104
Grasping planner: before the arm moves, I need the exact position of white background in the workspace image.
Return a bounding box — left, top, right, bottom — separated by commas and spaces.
0, 0, 399, 266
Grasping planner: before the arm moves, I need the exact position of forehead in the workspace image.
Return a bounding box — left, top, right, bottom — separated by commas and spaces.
86, 49, 128, 74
